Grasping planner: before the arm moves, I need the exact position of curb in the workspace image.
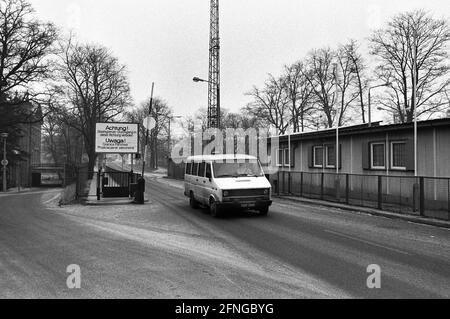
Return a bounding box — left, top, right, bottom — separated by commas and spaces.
276, 196, 450, 229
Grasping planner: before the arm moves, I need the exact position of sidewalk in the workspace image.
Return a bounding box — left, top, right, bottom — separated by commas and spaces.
278, 195, 450, 229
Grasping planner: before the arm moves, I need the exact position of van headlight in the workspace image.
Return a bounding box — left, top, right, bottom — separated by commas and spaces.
263, 189, 269, 195
223, 190, 229, 197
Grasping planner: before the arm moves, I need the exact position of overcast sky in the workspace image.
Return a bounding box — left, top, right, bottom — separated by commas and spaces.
32, 0, 450, 119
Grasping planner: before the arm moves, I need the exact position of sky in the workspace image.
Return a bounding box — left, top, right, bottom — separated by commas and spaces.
31, 0, 450, 122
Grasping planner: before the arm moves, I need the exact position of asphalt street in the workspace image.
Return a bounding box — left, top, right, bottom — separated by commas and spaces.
0, 177, 449, 298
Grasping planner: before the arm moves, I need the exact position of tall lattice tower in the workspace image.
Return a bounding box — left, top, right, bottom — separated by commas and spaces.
208, 0, 221, 129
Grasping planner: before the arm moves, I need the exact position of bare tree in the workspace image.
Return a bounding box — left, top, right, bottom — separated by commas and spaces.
334, 44, 361, 126
304, 48, 338, 128
370, 10, 450, 122
56, 38, 131, 172
0, 0, 57, 100
127, 97, 172, 170
283, 61, 314, 132
246, 75, 290, 135
342, 40, 369, 123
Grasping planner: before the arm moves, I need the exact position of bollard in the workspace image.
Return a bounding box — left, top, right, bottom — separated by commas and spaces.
134, 177, 145, 204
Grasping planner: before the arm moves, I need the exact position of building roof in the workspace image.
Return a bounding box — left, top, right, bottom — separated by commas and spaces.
272, 118, 450, 143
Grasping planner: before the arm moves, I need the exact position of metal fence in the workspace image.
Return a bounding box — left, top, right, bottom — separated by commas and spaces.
272, 171, 450, 221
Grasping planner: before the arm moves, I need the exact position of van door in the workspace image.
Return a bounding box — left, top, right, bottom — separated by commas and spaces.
204, 163, 213, 204
197, 162, 207, 204
184, 161, 192, 196
191, 162, 200, 200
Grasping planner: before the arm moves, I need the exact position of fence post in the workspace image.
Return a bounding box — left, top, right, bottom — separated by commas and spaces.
345, 174, 349, 205
320, 173, 324, 200
419, 177, 425, 217
377, 175, 382, 210
300, 172, 303, 197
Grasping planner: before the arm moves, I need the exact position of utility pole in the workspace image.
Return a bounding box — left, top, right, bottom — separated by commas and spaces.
142, 83, 155, 177
413, 29, 418, 177
208, 0, 221, 129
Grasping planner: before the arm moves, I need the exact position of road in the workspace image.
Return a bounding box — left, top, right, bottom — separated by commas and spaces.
0, 177, 449, 298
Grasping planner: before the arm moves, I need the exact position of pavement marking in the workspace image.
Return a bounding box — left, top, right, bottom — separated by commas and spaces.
324, 229, 412, 256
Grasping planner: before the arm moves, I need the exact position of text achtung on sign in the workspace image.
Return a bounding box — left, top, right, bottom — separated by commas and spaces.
95, 123, 139, 154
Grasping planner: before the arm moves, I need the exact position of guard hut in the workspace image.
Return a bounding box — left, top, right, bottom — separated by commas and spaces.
95, 122, 141, 200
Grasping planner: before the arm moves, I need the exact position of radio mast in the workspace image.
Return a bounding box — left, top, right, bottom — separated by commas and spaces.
207, 0, 220, 129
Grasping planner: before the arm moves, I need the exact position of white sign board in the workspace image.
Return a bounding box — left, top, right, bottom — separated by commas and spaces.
95, 123, 139, 154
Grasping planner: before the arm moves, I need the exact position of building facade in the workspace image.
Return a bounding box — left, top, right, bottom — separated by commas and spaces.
7, 102, 42, 188
269, 119, 450, 220
273, 119, 450, 178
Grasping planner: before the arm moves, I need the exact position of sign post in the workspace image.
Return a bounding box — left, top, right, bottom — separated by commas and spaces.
142, 83, 155, 177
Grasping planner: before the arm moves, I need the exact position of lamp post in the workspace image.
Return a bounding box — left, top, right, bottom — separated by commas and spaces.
368, 82, 392, 127
1, 133, 9, 192
193, 77, 220, 128
412, 30, 418, 177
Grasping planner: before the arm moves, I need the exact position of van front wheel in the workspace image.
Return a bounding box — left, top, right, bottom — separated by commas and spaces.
210, 199, 222, 218
259, 206, 269, 216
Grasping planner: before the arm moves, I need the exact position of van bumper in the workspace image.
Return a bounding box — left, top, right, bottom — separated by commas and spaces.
219, 199, 272, 210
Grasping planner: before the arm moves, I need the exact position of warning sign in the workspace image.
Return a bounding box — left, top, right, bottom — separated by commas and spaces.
95, 123, 139, 154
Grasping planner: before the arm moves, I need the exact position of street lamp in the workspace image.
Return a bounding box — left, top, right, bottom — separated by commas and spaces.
368, 82, 392, 127
1, 132, 9, 192
193, 77, 221, 128
412, 30, 419, 177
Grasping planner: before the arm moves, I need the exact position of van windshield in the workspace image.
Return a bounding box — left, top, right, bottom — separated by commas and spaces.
213, 160, 264, 178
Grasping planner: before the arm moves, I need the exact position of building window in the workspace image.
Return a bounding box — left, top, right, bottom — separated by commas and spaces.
284, 149, 290, 167
371, 143, 385, 169
276, 149, 283, 167
276, 148, 291, 167
391, 141, 406, 170
313, 146, 324, 168
325, 145, 336, 168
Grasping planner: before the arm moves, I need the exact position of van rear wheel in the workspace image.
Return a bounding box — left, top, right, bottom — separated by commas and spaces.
189, 192, 199, 209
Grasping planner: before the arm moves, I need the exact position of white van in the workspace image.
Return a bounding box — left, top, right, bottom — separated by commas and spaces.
184, 154, 272, 217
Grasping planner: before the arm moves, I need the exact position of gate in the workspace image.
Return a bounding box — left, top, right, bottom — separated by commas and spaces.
98, 167, 140, 199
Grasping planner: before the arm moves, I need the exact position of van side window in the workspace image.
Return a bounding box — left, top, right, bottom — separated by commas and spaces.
205, 163, 212, 179
192, 163, 199, 176
198, 162, 206, 177
186, 162, 192, 175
